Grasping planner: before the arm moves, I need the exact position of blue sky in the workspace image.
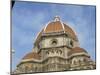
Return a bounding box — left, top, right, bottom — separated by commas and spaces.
12, 1, 96, 71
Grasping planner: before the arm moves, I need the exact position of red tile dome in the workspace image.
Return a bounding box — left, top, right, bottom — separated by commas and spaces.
22, 52, 41, 60
35, 16, 78, 43
68, 47, 88, 56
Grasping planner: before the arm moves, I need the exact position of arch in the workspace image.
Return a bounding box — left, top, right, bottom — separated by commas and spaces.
70, 40, 73, 47
51, 50, 54, 53
72, 58, 78, 65
25, 66, 28, 73
59, 50, 62, 54
50, 39, 58, 46
74, 60, 77, 65
78, 59, 82, 65
46, 51, 49, 54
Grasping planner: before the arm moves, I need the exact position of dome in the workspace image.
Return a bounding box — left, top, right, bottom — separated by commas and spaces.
68, 47, 88, 56
22, 52, 40, 60
35, 16, 78, 43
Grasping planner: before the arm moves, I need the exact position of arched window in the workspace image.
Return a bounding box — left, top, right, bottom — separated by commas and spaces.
51, 39, 58, 46
25, 66, 28, 73
68, 39, 74, 48
51, 50, 54, 53
78, 60, 82, 65
59, 50, 62, 54
70, 40, 73, 47
74, 60, 77, 65
56, 50, 59, 53
72, 58, 77, 65
46, 51, 49, 54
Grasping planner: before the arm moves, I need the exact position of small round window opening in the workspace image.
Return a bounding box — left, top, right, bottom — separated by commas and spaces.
70, 40, 73, 47
51, 39, 57, 46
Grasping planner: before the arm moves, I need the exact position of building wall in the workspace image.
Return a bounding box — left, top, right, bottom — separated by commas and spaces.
39, 34, 78, 60
40, 36, 65, 48
15, 55, 95, 74
14, 33, 95, 74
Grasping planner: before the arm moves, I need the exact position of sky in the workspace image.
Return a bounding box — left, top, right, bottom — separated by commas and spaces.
12, 1, 96, 71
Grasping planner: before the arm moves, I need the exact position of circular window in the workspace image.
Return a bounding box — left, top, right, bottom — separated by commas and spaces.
70, 40, 73, 47
51, 39, 58, 46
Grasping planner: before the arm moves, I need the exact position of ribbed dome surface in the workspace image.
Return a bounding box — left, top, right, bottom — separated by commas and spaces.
63, 23, 77, 40
44, 21, 63, 33
35, 16, 77, 42
22, 52, 40, 60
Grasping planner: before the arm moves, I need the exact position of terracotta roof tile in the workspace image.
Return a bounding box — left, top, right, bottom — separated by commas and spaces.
64, 23, 77, 40
22, 52, 41, 60
35, 17, 78, 43
68, 47, 87, 56
44, 21, 63, 33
